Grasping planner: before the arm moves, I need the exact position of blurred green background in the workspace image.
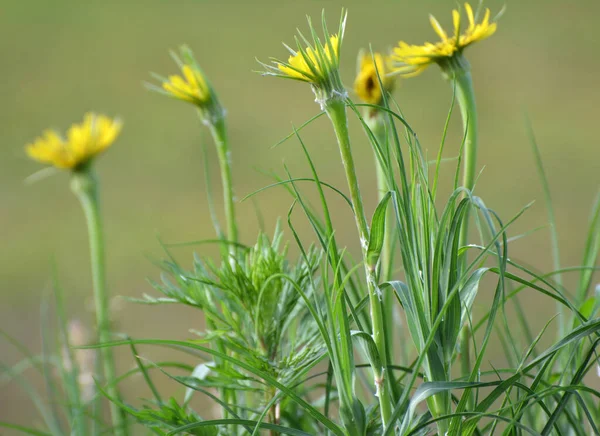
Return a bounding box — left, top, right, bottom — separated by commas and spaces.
2, 0, 599, 429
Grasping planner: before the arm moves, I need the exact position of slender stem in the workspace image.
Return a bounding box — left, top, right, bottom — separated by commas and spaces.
205, 115, 239, 432
451, 66, 478, 436
366, 110, 395, 359
325, 99, 393, 428
70, 169, 127, 436
367, 112, 393, 281
207, 116, 238, 249
455, 69, 478, 261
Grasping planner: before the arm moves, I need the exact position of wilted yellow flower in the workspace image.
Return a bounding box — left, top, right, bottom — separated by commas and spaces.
392, 3, 497, 76
162, 64, 210, 105
26, 113, 121, 170
277, 35, 340, 84
354, 52, 395, 105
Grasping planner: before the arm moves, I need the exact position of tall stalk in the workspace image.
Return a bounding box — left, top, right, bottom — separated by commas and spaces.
205, 114, 240, 432
206, 115, 238, 248
454, 69, 478, 261
365, 112, 395, 353
70, 169, 127, 436
453, 66, 478, 426
325, 98, 393, 428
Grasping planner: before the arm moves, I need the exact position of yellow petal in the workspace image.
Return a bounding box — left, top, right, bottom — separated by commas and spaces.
277, 34, 339, 83
429, 14, 448, 40
482, 8, 491, 25
452, 9, 461, 38
328, 35, 340, 59
182, 65, 198, 90
171, 75, 189, 91
464, 3, 475, 32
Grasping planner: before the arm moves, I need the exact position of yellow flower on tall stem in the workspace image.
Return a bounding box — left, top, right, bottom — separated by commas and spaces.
263, 10, 395, 432
149, 46, 238, 249
390, 5, 498, 433
353, 51, 398, 360
149, 48, 240, 428
25, 114, 127, 435
391, 2, 499, 239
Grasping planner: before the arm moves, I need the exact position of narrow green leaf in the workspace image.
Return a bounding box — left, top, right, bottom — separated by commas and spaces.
0, 422, 53, 436
525, 115, 564, 336
351, 331, 382, 374
577, 189, 600, 303
367, 191, 392, 267
541, 339, 600, 435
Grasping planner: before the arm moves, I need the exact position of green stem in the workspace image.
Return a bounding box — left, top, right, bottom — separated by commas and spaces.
367, 112, 393, 281
449, 65, 478, 436
366, 111, 395, 360
455, 69, 478, 262
207, 116, 238, 249
205, 115, 239, 432
326, 99, 393, 428
423, 357, 452, 436
71, 169, 127, 436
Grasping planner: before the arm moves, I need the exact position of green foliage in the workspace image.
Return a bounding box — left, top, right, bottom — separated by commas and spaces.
4, 6, 600, 436
135, 227, 330, 434
151, 226, 323, 380
127, 397, 219, 436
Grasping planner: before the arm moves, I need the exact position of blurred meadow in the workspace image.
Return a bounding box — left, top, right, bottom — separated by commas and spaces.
1, 0, 599, 428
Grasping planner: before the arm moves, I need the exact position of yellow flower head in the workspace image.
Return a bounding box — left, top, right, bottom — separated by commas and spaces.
353, 52, 395, 105
26, 113, 122, 170
261, 10, 347, 107
276, 35, 340, 84
150, 46, 224, 124
162, 64, 210, 105
392, 3, 497, 77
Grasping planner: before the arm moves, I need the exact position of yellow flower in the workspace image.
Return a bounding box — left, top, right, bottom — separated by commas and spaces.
162, 64, 210, 105
262, 10, 348, 107
392, 3, 497, 76
277, 35, 340, 84
354, 52, 395, 105
26, 113, 122, 169
151, 46, 225, 124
